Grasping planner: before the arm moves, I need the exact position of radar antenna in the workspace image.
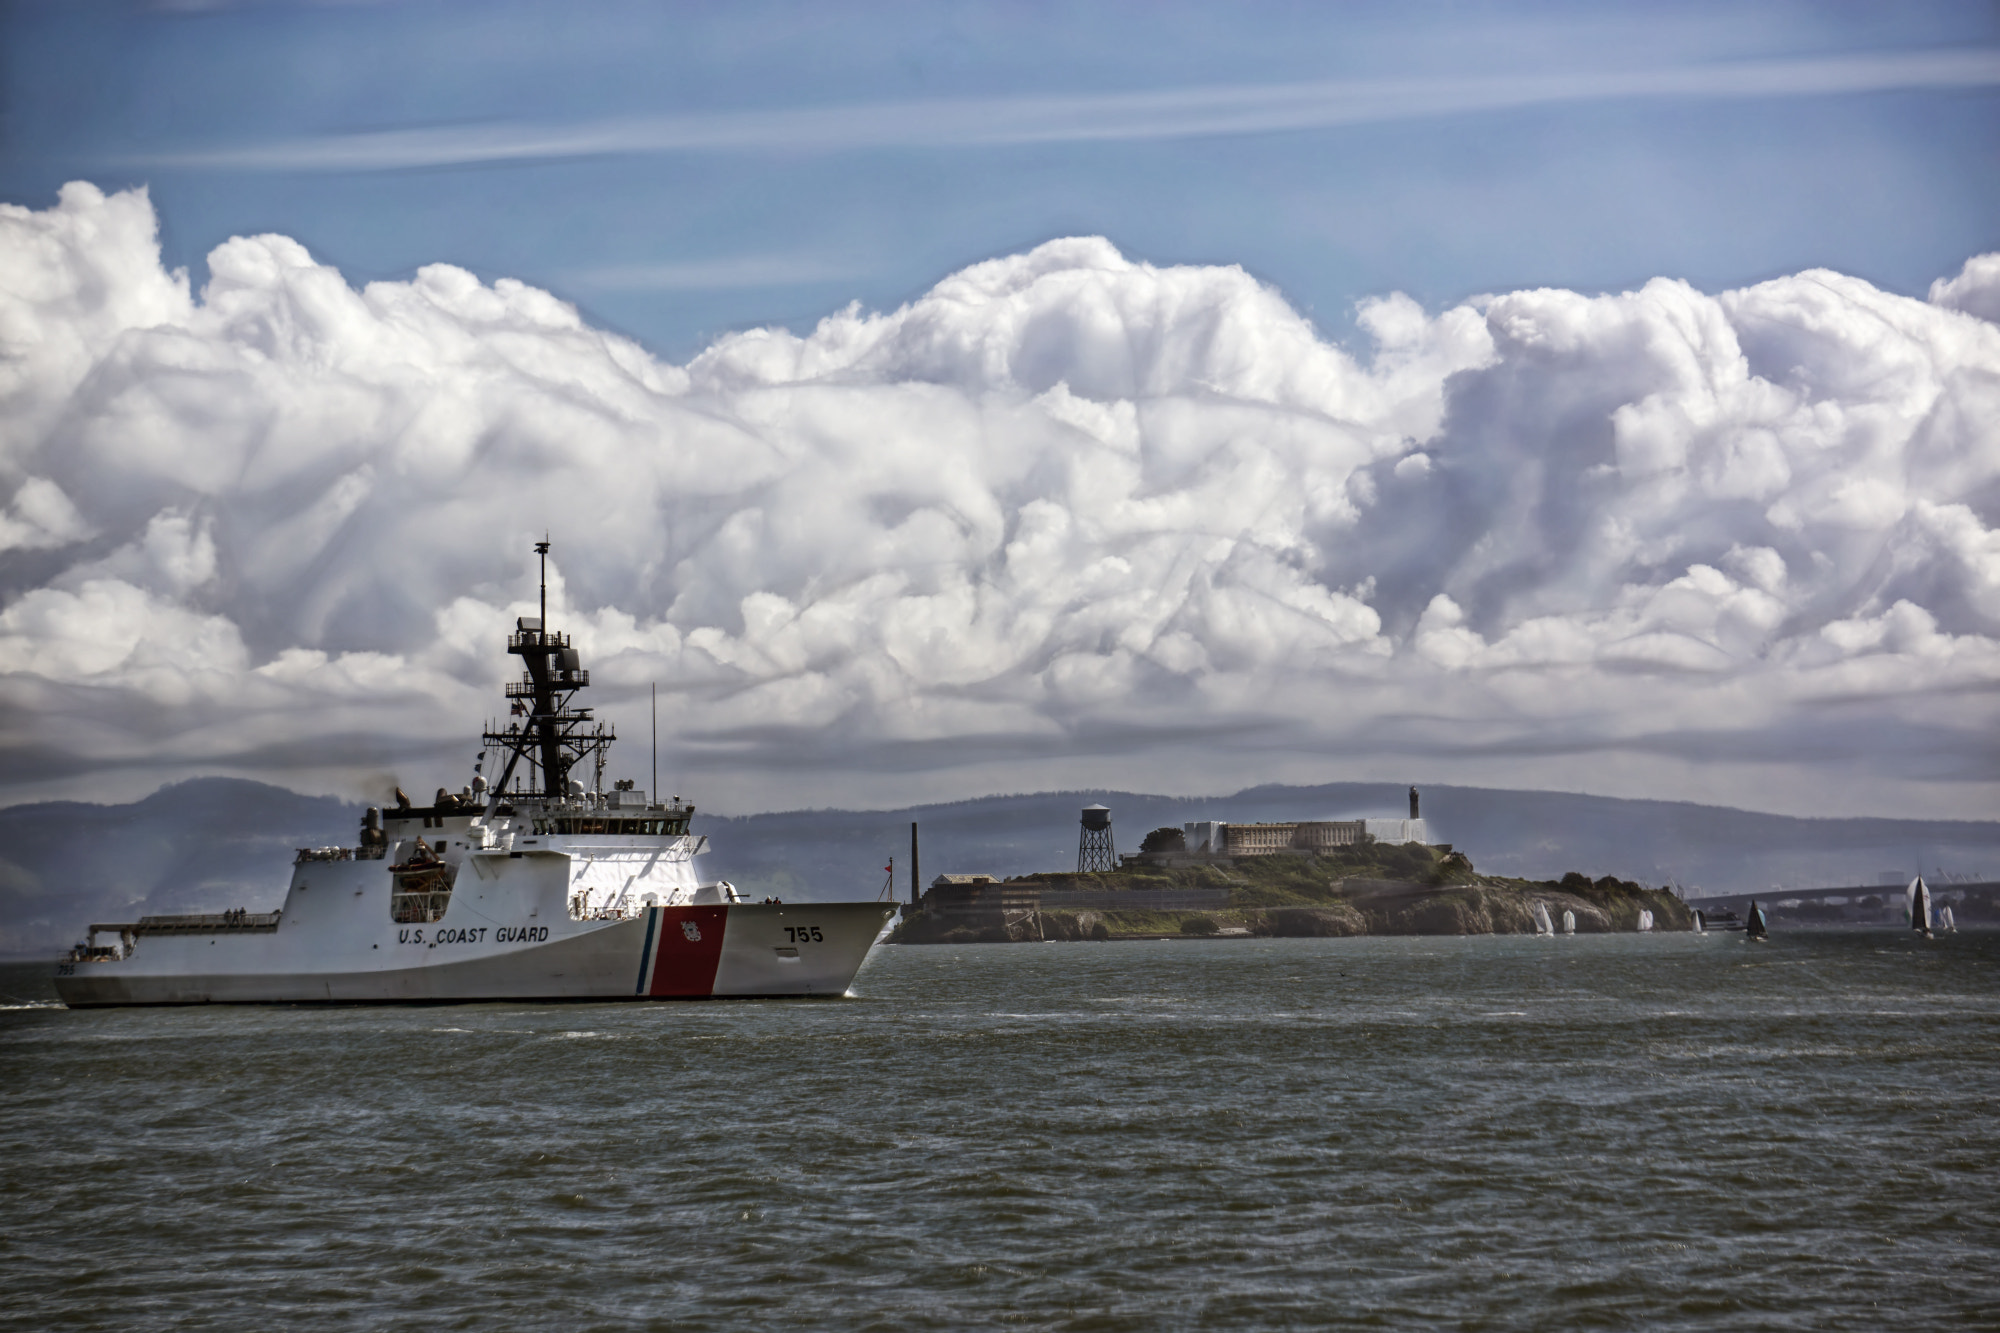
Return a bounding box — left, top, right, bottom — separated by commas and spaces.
481, 539, 614, 806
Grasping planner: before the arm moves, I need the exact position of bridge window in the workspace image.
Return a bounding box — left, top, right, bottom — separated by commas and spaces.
520, 815, 693, 838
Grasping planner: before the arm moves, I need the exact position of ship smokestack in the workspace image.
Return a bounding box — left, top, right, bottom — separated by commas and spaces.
359, 806, 386, 856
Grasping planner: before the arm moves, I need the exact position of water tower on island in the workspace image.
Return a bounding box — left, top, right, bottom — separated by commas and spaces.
1077, 804, 1117, 873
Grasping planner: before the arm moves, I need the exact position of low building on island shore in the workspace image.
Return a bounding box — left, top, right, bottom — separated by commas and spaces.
916, 873, 1229, 919
919, 874, 1043, 918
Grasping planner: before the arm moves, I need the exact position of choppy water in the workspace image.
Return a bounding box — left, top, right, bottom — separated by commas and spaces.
3, 931, 1998, 1330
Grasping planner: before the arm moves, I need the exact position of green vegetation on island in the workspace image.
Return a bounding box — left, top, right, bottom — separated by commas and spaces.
889, 838, 1691, 943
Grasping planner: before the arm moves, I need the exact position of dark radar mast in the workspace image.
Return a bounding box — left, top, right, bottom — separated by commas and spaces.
482, 540, 614, 804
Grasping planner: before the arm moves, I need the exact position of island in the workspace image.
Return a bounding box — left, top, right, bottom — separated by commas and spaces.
888, 836, 1691, 944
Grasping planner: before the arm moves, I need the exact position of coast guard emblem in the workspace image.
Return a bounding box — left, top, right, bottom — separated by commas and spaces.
681, 921, 702, 942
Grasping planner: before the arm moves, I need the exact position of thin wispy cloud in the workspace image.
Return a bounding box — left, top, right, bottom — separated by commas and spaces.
135, 47, 2000, 172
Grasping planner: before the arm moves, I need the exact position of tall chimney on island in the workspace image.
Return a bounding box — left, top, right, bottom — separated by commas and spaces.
910, 821, 921, 905
1410, 786, 1420, 820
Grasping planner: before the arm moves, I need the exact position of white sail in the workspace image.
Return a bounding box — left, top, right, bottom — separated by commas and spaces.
1939, 905, 1956, 933
1637, 909, 1654, 932
1561, 909, 1576, 935
1693, 909, 1706, 934
1532, 901, 1554, 935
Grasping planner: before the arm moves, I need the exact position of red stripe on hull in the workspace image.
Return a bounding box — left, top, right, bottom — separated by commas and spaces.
648, 906, 729, 996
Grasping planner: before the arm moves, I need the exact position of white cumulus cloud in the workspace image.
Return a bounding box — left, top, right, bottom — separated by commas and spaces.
1, 182, 1997, 817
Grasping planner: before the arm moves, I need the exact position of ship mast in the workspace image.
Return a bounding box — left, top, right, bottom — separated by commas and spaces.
482, 540, 614, 804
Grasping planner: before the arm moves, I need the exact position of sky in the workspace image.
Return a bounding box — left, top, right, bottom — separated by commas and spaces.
1, 0, 1998, 819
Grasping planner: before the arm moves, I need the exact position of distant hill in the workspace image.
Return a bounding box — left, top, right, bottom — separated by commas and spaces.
0, 779, 360, 959
3, 777, 1995, 957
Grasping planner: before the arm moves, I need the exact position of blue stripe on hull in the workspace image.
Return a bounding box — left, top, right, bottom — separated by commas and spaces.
634, 907, 657, 994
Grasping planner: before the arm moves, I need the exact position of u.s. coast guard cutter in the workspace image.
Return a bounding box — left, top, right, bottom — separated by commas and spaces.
54, 544, 896, 1006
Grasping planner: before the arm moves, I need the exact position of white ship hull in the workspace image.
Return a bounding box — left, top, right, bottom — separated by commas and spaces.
56, 901, 894, 1006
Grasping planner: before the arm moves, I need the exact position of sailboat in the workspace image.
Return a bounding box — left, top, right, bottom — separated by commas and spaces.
1745, 900, 1768, 941
1637, 909, 1654, 932
1910, 876, 1933, 938
1560, 909, 1576, 936
1532, 901, 1555, 936
1939, 904, 1957, 934
1693, 909, 1706, 934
